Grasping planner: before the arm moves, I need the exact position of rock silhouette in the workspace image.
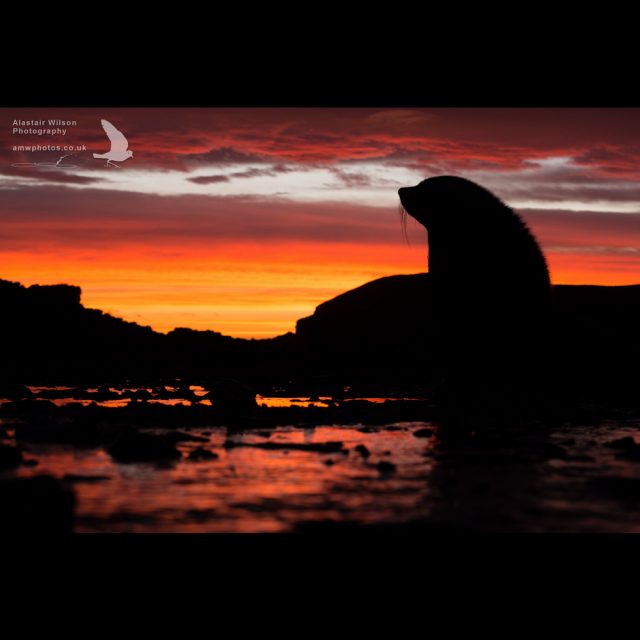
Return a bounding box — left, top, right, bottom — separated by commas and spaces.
0, 273, 637, 403
296, 274, 640, 402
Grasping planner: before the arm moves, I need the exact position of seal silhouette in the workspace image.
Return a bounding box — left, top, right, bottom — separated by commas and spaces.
398, 176, 551, 397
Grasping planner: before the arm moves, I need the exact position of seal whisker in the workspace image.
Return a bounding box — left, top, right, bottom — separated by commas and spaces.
398, 201, 410, 245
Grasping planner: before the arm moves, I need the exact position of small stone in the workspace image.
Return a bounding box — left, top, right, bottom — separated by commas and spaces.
188, 448, 219, 461
0, 444, 22, 471
377, 461, 396, 475
535, 443, 569, 459
354, 444, 371, 458
605, 437, 637, 450
108, 427, 181, 463
413, 428, 434, 438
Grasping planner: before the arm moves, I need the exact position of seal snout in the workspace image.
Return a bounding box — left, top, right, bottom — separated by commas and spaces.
398, 186, 414, 210
399, 186, 425, 225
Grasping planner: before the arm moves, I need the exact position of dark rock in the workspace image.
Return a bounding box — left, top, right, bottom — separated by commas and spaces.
617, 448, 640, 462
83, 388, 120, 401
0, 384, 33, 401
15, 420, 120, 446
188, 447, 219, 461
603, 436, 640, 461
591, 476, 640, 501
0, 274, 639, 400
605, 436, 637, 450
0, 444, 22, 470
295, 274, 434, 372
0, 399, 57, 418
226, 416, 278, 432
376, 461, 396, 475
532, 442, 569, 460
123, 389, 152, 400
0, 475, 75, 533
413, 428, 434, 438
35, 387, 82, 400
108, 427, 182, 463
354, 444, 371, 458
324, 459, 336, 466
566, 455, 595, 463
205, 379, 257, 416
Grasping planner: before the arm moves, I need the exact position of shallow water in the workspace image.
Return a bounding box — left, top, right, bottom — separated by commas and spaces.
10, 386, 416, 409
7, 422, 436, 533
3, 386, 640, 532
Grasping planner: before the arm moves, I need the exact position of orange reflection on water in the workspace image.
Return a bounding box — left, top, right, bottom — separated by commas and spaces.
11, 423, 436, 533
50, 398, 132, 408
256, 396, 333, 408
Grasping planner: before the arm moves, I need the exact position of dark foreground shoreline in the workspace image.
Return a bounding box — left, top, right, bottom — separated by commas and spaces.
1, 382, 640, 534
0, 273, 638, 532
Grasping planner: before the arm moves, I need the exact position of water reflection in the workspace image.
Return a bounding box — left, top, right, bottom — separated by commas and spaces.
9, 423, 436, 532
4, 385, 640, 532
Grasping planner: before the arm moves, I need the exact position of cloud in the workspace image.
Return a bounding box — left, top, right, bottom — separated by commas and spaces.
0, 182, 637, 269
187, 165, 297, 185
188, 174, 230, 184
0, 166, 105, 185
521, 208, 640, 252
3, 108, 640, 180
573, 145, 640, 176
330, 168, 373, 187
0, 186, 418, 250
232, 168, 278, 179
184, 146, 270, 165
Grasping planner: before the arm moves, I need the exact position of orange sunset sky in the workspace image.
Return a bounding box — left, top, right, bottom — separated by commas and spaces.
1, 108, 639, 337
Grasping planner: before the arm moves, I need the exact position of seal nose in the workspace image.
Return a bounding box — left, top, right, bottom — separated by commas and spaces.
398, 187, 412, 207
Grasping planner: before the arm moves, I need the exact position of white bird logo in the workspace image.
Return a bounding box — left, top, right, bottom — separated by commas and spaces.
93, 119, 133, 168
